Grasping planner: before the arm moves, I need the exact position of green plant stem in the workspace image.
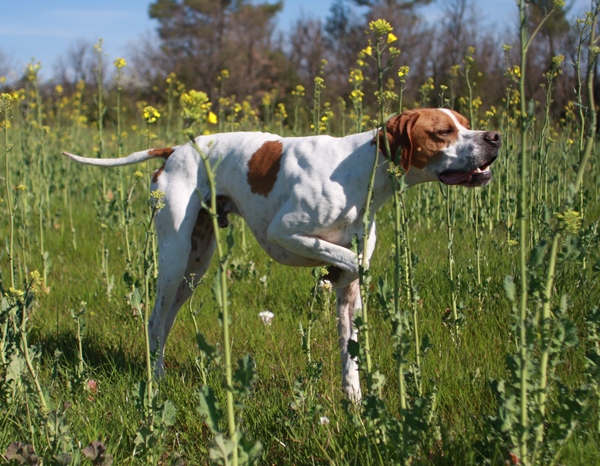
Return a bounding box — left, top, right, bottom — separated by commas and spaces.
195, 142, 238, 466
392, 186, 408, 410
535, 6, 599, 454
19, 292, 48, 413
38, 196, 47, 290
3, 102, 15, 289
143, 229, 155, 423
357, 39, 391, 380
445, 185, 459, 339
517, 1, 530, 459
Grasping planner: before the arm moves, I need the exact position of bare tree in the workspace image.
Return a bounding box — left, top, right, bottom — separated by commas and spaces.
289, 17, 327, 85
53, 39, 107, 93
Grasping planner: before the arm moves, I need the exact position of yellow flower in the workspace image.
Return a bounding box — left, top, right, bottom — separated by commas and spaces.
150, 189, 166, 210
207, 111, 218, 124
362, 46, 373, 56
349, 69, 364, 85
142, 106, 160, 124
113, 57, 127, 69
9, 287, 25, 297
369, 19, 393, 35
387, 32, 398, 44
291, 84, 305, 97
350, 89, 364, 102
29, 270, 42, 286
181, 90, 211, 121
55, 85, 64, 95
555, 209, 581, 234
275, 102, 287, 120
398, 66, 410, 77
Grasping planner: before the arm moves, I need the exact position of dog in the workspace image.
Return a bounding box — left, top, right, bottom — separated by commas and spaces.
63, 108, 501, 400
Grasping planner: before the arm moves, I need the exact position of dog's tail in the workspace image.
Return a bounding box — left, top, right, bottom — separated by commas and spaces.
62, 146, 178, 167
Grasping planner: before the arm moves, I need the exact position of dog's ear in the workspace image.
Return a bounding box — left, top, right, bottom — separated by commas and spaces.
378, 111, 420, 173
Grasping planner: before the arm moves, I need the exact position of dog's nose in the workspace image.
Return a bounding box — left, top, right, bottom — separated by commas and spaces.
484, 131, 502, 148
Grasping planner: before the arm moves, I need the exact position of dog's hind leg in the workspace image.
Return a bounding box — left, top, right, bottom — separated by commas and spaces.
332, 221, 375, 401
149, 209, 216, 375
335, 279, 362, 401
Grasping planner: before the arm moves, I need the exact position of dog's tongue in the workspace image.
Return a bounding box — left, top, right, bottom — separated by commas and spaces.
439, 171, 473, 185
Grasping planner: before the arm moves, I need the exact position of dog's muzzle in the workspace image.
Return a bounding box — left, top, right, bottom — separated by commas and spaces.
438, 131, 501, 187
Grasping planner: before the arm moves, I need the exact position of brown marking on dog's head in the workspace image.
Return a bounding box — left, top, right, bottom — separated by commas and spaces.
151, 165, 165, 183
247, 140, 283, 197
148, 147, 175, 159
376, 109, 468, 172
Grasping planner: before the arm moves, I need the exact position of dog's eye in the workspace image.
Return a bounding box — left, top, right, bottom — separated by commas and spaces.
438, 128, 454, 136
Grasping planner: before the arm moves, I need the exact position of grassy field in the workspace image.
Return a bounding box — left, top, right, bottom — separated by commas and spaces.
2, 12, 600, 466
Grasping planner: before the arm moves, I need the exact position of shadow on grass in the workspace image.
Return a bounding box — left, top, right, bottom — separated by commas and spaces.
31, 327, 147, 377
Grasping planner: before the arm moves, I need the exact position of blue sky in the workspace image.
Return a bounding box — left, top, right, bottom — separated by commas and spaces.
0, 0, 591, 80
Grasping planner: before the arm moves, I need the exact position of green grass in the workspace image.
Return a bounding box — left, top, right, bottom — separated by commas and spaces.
2, 40, 600, 461
0, 158, 593, 463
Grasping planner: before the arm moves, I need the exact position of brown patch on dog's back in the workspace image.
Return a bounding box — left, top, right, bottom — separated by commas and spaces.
247, 140, 283, 197
148, 147, 175, 159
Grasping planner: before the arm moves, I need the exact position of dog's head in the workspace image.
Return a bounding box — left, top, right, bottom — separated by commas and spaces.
379, 108, 501, 187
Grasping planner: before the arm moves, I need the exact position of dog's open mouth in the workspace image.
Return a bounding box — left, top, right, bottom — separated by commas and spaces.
438, 157, 497, 187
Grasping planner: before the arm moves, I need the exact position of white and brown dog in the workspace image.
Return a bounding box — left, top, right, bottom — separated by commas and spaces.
64, 108, 500, 400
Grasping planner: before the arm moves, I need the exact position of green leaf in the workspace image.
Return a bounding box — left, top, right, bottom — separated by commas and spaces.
160, 399, 177, 427
196, 332, 219, 363
208, 433, 236, 463
6, 352, 26, 383
528, 240, 548, 268
238, 431, 263, 465
503, 275, 516, 302
197, 385, 221, 434
130, 287, 142, 312
347, 339, 360, 359
233, 354, 258, 398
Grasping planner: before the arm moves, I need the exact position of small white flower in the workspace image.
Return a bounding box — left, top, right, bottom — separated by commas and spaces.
258, 310, 274, 326
319, 416, 330, 425
318, 279, 333, 293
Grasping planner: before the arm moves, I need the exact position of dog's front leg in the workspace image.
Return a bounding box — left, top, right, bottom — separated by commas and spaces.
336, 279, 362, 401
267, 229, 360, 288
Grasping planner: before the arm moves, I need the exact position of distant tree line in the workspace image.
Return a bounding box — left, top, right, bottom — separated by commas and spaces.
0, 0, 593, 128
